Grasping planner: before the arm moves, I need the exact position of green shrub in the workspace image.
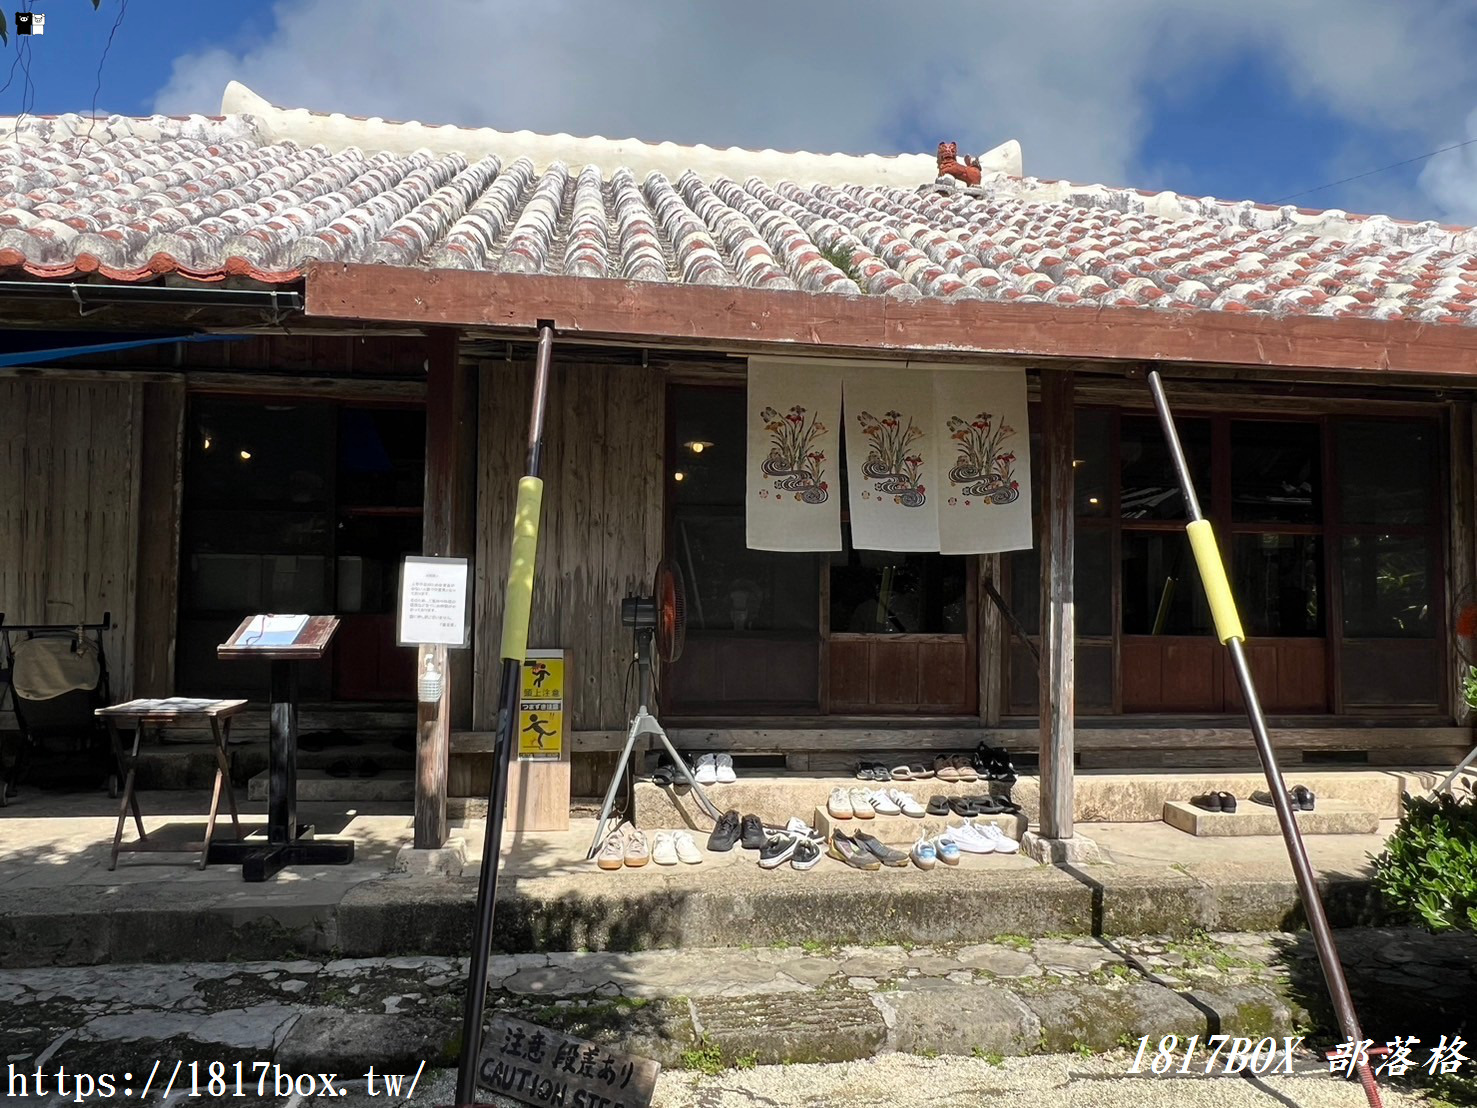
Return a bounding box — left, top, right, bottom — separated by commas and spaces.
1371, 791, 1477, 933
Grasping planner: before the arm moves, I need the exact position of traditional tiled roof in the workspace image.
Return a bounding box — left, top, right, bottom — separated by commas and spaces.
2, 86, 1476, 326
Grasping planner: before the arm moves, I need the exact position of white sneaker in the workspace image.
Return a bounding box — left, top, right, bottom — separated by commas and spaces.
848, 789, 876, 819
951, 822, 995, 854
673, 831, 704, 864
978, 822, 1020, 854
651, 831, 679, 866
827, 788, 854, 820
715, 753, 737, 783
888, 789, 926, 818
785, 816, 823, 841
867, 789, 901, 816
693, 754, 718, 785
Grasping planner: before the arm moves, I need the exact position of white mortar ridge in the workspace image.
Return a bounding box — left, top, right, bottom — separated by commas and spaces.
220, 80, 1022, 188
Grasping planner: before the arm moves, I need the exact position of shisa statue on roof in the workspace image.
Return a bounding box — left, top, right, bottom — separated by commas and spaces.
936, 141, 982, 186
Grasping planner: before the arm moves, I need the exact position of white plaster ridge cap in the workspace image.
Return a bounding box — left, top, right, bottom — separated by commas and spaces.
220, 80, 1023, 187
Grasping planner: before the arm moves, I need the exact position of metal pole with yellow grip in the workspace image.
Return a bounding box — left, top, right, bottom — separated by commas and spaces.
1148, 371, 1383, 1108
456, 326, 554, 1108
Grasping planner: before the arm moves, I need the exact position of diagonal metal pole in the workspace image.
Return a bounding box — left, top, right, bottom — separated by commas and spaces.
1147, 370, 1382, 1108
454, 325, 555, 1108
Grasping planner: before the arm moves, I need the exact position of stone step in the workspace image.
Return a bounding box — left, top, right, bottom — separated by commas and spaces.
1163, 799, 1380, 837
812, 806, 1029, 845
635, 767, 1444, 830
247, 768, 414, 803
6, 929, 1473, 1080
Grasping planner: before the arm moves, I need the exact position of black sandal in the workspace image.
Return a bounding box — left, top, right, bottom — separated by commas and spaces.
926, 795, 952, 816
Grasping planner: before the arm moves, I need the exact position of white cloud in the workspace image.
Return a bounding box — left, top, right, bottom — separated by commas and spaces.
152, 0, 1477, 222
1417, 107, 1477, 224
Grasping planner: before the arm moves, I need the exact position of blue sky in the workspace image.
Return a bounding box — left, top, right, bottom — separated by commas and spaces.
4, 0, 1475, 224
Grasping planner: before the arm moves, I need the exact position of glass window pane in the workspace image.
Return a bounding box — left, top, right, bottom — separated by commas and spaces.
1075, 409, 1111, 517
1231, 421, 1321, 524
831, 540, 967, 634
1078, 528, 1112, 637
1005, 529, 1108, 637
1121, 532, 1212, 635
1008, 545, 1040, 636
1336, 420, 1436, 525
1232, 534, 1323, 636
1340, 535, 1434, 638
1120, 415, 1210, 521
673, 508, 819, 633
338, 408, 425, 507
671, 386, 746, 506
187, 400, 332, 507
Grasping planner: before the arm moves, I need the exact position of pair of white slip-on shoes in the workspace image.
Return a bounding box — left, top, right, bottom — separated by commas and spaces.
949, 821, 1020, 855
693, 753, 737, 784
651, 830, 704, 865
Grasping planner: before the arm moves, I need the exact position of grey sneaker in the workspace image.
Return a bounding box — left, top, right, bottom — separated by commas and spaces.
854, 831, 909, 868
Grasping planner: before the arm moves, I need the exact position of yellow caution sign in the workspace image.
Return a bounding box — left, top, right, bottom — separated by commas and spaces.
518, 650, 564, 760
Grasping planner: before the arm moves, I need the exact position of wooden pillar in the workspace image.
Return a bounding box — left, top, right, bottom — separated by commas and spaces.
1451, 401, 1477, 725
1038, 371, 1075, 840
417, 328, 474, 849
134, 381, 185, 697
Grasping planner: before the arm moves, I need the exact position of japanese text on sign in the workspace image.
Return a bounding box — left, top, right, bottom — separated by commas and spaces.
479, 1016, 659, 1107
519, 651, 564, 760
397, 556, 468, 647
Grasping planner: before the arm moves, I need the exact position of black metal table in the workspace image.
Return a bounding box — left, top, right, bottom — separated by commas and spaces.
210, 615, 355, 882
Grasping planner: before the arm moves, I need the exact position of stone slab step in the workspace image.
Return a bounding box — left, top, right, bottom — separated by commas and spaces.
812, 806, 1029, 845
635, 767, 1446, 829
1163, 799, 1380, 837
248, 768, 414, 803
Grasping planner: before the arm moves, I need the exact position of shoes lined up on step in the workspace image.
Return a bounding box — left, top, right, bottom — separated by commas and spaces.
1191, 786, 1316, 813
758, 818, 825, 871
596, 826, 650, 870
925, 793, 1021, 817
973, 744, 1019, 784
910, 834, 963, 870
597, 826, 708, 869
949, 820, 1020, 855
693, 753, 737, 785
828, 787, 927, 820
1251, 785, 1317, 811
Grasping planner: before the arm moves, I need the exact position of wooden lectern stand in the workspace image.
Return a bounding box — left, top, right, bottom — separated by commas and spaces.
212, 614, 355, 881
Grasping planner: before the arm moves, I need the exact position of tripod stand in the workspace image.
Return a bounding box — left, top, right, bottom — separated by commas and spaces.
587, 628, 723, 858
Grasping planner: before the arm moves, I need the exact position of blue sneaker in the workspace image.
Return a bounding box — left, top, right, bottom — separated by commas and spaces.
931, 834, 962, 866
911, 837, 938, 871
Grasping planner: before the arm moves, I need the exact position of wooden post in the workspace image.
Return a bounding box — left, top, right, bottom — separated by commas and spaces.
1039, 371, 1075, 840
415, 643, 449, 849
417, 328, 471, 850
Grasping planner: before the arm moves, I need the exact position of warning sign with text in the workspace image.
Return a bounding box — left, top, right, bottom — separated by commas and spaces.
518, 650, 564, 760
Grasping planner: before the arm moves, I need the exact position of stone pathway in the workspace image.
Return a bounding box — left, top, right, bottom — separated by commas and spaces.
4, 927, 1472, 1086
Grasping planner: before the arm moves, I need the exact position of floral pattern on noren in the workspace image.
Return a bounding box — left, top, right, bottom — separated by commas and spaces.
946, 411, 1020, 505
856, 409, 926, 507
759, 405, 829, 504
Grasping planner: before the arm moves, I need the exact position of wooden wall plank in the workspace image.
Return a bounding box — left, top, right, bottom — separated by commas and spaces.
0, 379, 144, 701
133, 382, 186, 696
472, 361, 531, 729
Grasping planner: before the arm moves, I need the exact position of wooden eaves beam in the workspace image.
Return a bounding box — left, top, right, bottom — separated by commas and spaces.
306, 264, 1477, 377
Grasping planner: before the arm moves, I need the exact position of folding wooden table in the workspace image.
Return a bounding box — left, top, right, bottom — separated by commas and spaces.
96, 697, 245, 870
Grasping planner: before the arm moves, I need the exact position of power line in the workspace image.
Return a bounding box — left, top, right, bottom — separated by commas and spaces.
85, 0, 128, 145
1272, 136, 1477, 204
